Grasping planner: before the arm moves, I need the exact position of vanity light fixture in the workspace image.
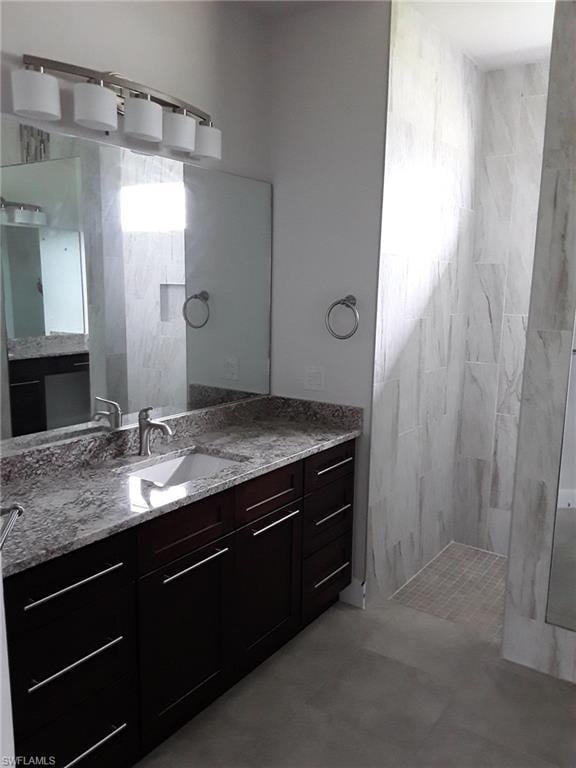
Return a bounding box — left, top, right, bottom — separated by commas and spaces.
0, 197, 48, 227
124, 94, 163, 143
73, 80, 118, 132
163, 108, 196, 153
195, 122, 222, 161
11, 55, 223, 160
11, 66, 61, 121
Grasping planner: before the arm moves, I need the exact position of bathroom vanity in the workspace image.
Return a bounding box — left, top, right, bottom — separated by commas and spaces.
0, 398, 359, 767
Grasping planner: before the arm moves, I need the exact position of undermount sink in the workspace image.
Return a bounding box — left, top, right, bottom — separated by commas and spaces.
129, 452, 241, 487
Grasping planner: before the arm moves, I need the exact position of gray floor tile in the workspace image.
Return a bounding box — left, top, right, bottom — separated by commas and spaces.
417, 720, 561, 768
444, 656, 576, 767
362, 601, 499, 687
307, 648, 451, 748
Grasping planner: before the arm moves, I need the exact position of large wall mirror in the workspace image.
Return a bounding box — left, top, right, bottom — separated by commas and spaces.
547, 314, 576, 630
0, 117, 271, 444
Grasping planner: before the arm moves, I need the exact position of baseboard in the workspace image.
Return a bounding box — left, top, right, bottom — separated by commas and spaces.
339, 578, 366, 609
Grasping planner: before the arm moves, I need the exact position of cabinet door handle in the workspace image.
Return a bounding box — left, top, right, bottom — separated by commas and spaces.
24, 562, 125, 612
163, 547, 229, 585
10, 380, 41, 387
62, 722, 127, 768
314, 561, 350, 590
246, 486, 293, 512
314, 504, 351, 527
252, 509, 300, 537
316, 456, 353, 476
28, 635, 124, 693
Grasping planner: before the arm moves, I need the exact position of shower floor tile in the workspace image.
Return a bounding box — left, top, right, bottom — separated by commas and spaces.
391, 543, 507, 637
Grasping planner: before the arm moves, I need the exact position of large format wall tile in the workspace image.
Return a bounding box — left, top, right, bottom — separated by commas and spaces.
466, 263, 506, 363
507, 329, 573, 622
497, 315, 528, 416
454, 457, 491, 545
490, 413, 519, 510
459, 363, 498, 461
481, 507, 511, 556
369, 2, 479, 599
529, 167, 576, 332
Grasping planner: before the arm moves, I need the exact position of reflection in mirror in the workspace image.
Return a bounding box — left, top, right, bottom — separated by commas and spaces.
547, 314, 576, 630
0, 117, 271, 446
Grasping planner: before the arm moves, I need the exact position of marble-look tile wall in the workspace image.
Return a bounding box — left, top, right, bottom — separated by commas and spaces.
457, 61, 549, 555
367, 3, 482, 599
503, 0, 576, 683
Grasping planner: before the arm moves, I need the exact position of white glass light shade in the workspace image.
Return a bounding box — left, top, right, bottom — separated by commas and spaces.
10, 208, 34, 225
163, 110, 196, 153
195, 124, 222, 160
74, 82, 117, 131
31, 209, 48, 226
11, 68, 61, 121
124, 96, 163, 142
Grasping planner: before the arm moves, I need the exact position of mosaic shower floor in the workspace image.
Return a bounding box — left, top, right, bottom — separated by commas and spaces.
391, 542, 507, 638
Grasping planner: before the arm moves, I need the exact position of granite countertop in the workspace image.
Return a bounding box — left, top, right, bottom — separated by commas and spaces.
1, 418, 360, 578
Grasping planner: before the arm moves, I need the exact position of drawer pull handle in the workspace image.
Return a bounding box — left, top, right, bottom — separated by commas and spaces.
246, 486, 293, 512
28, 635, 124, 693
252, 509, 300, 537
314, 504, 352, 527
62, 722, 127, 768
24, 562, 125, 612
314, 561, 350, 590
316, 456, 353, 476
163, 548, 229, 585
10, 380, 41, 387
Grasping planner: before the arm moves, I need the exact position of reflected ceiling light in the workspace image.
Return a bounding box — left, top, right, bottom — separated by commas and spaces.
11, 67, 61, 121
163, 109, 196, 153
124, 94, 163, 143
195, 122, 222, 160
74, 80, 118, 131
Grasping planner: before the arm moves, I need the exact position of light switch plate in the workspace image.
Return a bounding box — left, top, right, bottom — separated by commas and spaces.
304, 365, 325, 391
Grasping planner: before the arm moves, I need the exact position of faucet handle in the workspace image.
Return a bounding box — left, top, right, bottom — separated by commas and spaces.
138, 407, 154, 422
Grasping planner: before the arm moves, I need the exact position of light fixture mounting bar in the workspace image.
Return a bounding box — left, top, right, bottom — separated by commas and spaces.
22, 54, 212, 124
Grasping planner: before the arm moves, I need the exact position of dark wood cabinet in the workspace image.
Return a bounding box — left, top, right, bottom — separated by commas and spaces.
138, 535, 236, 750
6, 439, 356, 767
9, 353, 90, 437
234, 501, 302, 674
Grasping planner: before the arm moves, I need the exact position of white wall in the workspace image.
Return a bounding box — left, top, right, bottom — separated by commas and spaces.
0, 2, 270, 181
266, 2, 391, 585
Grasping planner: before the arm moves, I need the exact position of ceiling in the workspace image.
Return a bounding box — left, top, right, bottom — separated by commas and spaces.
412, 1, 555, 69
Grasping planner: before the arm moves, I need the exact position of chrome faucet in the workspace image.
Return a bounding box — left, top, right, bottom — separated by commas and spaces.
94, 396, 123, 430
138, 407, 173, 456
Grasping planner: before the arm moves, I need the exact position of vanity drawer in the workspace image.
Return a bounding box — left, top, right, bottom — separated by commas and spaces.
304, 441, 355, 492
19, 677, 138, 768
10, 587, 136, 740
303, 475, 354, 556
5, 531, 136, 632
138, 489, 235, 574
302, 534, 352, 624
235, 461, 303, 525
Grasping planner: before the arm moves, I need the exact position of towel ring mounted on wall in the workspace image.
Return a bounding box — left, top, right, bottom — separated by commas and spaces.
325, 295, 359, 340
182, 291, 210, 329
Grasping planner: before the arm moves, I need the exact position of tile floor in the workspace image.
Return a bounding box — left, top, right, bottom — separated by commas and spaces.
137, 547, 576, 768
391, 542, 507, 638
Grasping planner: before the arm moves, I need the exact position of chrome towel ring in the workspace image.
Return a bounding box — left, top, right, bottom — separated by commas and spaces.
183, 290, 210, 329
325, 295, 359, 340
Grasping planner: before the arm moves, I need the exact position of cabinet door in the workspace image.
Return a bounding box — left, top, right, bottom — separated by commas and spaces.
234, 502, 302, 674
138, 535, 235, 749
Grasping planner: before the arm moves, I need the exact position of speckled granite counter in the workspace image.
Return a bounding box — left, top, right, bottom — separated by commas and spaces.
0, 396, 362, 578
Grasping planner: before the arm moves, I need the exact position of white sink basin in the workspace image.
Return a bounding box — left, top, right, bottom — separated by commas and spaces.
130, 452, 240, 487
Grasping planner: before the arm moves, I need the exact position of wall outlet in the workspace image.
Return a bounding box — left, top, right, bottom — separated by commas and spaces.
304, 365, 325, 391
224, 356, 239, 381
